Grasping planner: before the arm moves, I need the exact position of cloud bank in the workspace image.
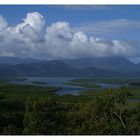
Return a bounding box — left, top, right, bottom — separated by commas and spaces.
73, 19, 140, 39
0, 12, 140, 60
62, 5, 113, 11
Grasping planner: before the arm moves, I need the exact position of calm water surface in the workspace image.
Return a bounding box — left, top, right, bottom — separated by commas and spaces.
10, 77, 122, 95
11, 77, 84, 95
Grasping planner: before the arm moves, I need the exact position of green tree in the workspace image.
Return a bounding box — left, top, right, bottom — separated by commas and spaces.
23, 99, 69, 135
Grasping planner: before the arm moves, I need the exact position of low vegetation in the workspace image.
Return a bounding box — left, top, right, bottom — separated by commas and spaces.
31, 81, 47, 85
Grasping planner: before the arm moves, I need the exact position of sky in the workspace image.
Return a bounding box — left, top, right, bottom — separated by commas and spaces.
0, 5, 140, 62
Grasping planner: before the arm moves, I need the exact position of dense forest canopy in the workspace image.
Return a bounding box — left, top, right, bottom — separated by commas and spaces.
0, 86, 140, 135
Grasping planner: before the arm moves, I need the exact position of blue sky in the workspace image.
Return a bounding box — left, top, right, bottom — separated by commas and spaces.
0, 5, 140, 40
0, 5, 140, 61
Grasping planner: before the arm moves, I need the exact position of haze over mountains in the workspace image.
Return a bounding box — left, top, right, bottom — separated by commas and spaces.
0, 56, 140, 77
63, 57, 140, 73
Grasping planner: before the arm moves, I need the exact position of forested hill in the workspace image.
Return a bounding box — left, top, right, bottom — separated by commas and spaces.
0, 60, 120, 77
0, 56, 140, 77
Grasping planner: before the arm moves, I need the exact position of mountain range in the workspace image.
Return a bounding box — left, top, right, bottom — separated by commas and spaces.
0, 56, 140, 77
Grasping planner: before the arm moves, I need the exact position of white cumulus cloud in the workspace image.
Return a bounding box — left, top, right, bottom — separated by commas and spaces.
0, 12, 140, 60
0, 15, 8, 31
